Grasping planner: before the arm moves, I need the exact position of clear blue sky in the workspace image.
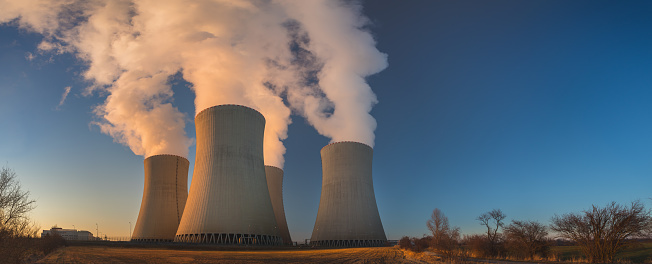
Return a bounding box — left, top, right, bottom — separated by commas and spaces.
1, 0, 651, 241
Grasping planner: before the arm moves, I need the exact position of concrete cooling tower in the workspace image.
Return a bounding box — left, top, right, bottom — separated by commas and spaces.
311, 141, 387, 247
132, 154, 189, 242
175, 105, 281, 245
265, 166, 292, 245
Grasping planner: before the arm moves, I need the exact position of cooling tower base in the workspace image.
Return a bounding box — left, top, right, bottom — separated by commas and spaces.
310, 239, 386, 248
174, 233, 282, 246
130, 238, 173, 243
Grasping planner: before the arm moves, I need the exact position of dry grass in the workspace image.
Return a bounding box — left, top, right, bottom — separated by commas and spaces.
36, 245, 425, 264
550, 243, 652, 263
401, 249, 443, 263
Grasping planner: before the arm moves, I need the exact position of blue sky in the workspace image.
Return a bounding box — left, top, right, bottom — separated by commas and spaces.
1, 0, 652, 241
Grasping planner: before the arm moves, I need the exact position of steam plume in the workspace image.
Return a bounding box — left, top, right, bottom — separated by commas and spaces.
0, 0, 387, 166
278, 0, 388, 147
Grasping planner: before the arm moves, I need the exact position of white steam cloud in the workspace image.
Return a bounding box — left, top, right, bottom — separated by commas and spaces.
0, 0, 387, 167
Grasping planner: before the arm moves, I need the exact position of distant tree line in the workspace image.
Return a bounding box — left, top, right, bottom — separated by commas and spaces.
399, 201, 652, 263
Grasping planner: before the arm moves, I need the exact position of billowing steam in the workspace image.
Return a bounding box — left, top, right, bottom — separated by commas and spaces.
0, 0, 387, 167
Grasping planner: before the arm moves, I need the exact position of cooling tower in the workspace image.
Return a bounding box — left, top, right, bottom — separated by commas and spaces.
175, 105, 281, 245
311, 141, 387, 247
132, 154, 189, 242
265, 166, 292, 245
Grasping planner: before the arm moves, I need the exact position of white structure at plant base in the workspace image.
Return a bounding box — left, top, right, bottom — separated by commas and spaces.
41, 227, 94, 240
311, 141, 387, 247
175, 105, 281, 245
265, 165, 292, 245
132, 154, 189, 242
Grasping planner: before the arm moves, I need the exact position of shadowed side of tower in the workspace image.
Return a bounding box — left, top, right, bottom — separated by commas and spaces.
265, 166, 292, 245
311, 141, 387, 247
174, 105, 281, 245
132, 154, 189, 242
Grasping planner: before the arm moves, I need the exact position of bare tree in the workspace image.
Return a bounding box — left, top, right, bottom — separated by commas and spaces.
0, 166, 37, 237
427, 208, 461, 260
504, 220, 550, 260
477, 209, 506, 257
550, 201, 652, 263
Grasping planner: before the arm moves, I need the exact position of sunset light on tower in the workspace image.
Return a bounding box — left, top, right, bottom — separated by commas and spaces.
131, 154, 189, 242
311, 141, 387, 247
174, 105, 281, 245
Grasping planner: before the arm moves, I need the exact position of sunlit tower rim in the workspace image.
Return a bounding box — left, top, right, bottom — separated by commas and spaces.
175, 104, 281, 245
311, 141, 387, 247
132, 154, 189, 242
265, 165, 292, 245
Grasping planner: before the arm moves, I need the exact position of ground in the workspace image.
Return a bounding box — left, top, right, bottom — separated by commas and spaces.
34, 243, 652, 264
37, 246, 423, 264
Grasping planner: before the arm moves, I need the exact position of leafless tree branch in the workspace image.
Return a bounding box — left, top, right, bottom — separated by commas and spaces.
550, 200, 652, 263
0, 166, 37, 238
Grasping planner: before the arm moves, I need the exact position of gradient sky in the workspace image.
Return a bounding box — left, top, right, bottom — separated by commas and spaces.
1, 0, 652, 241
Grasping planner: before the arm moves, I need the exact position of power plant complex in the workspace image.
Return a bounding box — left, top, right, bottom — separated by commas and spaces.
132, 104, 386, 247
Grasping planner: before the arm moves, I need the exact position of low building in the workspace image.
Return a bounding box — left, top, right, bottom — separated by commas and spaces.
41, 227, 94, 241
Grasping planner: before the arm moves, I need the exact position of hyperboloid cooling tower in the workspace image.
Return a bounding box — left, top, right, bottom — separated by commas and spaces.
132, 154, 189, 242
311, 141, 387, 247
175, 105, 281, 245
265, 166, 292, 245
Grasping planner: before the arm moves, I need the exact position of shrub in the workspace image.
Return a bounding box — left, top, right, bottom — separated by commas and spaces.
411, 236, 430, 252
398, 236, 412, 250
551, 201, 652, 263
464, 234, 492, 258
504, 220, 550, 260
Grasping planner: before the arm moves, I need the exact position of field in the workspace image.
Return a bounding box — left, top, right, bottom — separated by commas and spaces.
33, 243, 652, 264
552, 243, 652, 263
616, 243, 652, 263
37, 245, 421, 264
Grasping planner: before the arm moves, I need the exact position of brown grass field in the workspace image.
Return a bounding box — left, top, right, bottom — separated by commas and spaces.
33, 243, 652, 264
36, 245, 423, 264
